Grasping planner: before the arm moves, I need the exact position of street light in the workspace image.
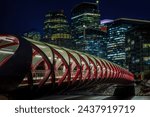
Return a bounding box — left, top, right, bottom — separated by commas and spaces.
82, 25, 87, 52
83, 25, 86, 40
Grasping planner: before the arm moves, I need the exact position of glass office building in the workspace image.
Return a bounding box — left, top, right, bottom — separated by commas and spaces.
126, 24, 150, 74
74, 28, 107, 58
102, 18, 149, 68
107, 23, 132, 68
71, 1, 107, 58
71, 2, 100, 39
43, 10, 71, 42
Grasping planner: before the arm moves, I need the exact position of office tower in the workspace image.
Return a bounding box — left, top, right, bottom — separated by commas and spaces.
78, 28, 107, 58
71, 1, 107, 58
71, 2, 100, 39
126, 24, 150, 74
103, 18, 149, 68
43, 10, 72, 47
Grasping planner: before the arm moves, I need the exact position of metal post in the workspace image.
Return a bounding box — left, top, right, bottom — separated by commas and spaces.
83, 25, 86, 40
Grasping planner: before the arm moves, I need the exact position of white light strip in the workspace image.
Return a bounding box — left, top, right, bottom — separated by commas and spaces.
56, 49, 64, 53
37, 45, 46, 49
0, 38, 14, 42
35, 55, 42, 58
1, 48, 14, 51
48, 57, 52, 59
0, 50, 14, 54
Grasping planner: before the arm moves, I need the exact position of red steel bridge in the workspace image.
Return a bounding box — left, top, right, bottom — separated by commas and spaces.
0, 35, 134, 94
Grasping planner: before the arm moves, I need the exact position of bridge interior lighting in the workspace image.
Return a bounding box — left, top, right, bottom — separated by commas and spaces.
56, 49, 64, 53
48, 57, 52, 59
0, 50, 14, 54
81, 61, 85, 64
1, 48, 14, 52
58, 58, 61, 61
37, 45, 46, 49
90, 63, 93, 66
35, 55, 42, 58
0, 38, 14, 42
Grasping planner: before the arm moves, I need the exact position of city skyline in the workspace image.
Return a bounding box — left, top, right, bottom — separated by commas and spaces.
0, 0, 150, 34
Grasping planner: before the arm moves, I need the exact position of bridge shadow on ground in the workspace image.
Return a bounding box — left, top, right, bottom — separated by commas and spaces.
2, 83, 135, 100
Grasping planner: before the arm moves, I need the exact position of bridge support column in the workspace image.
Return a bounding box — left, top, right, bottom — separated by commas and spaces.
113, 83, 135, 98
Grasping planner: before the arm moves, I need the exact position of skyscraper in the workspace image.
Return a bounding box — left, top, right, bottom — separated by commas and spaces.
43, 10, 72, 47
103, 18, 149, 68
126, 24, 150, 74
71, 2, 100, 39
107, 21, 131, 68
79, 28, 107, 57
71, 1, 107, 58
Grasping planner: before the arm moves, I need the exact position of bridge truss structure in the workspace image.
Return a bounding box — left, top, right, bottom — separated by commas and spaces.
0, 35, 134, 92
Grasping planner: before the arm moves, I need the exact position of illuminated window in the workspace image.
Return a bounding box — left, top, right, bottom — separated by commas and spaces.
144, 57, 150, 61
143, 44, 150, 48
131, 40, 135, 45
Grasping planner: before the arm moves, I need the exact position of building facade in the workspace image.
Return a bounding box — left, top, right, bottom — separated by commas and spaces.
126, 24, 150, 74
103, 18, 150, 68
71, 2, 100, 39
23, 31, 41, 41
107, 22, 132, 68
71, 1, 107, 58
43, 10, 72, 48
74, 28, 107, 58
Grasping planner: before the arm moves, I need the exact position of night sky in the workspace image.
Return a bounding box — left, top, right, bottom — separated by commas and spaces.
0, 0, 150, 35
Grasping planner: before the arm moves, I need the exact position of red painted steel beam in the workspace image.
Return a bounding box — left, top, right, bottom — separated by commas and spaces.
79, 54, 90, 80
51, 48, 69, 86
86, 56, 97, 80
67, 52, 81, 83
31, 44, 51, 88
